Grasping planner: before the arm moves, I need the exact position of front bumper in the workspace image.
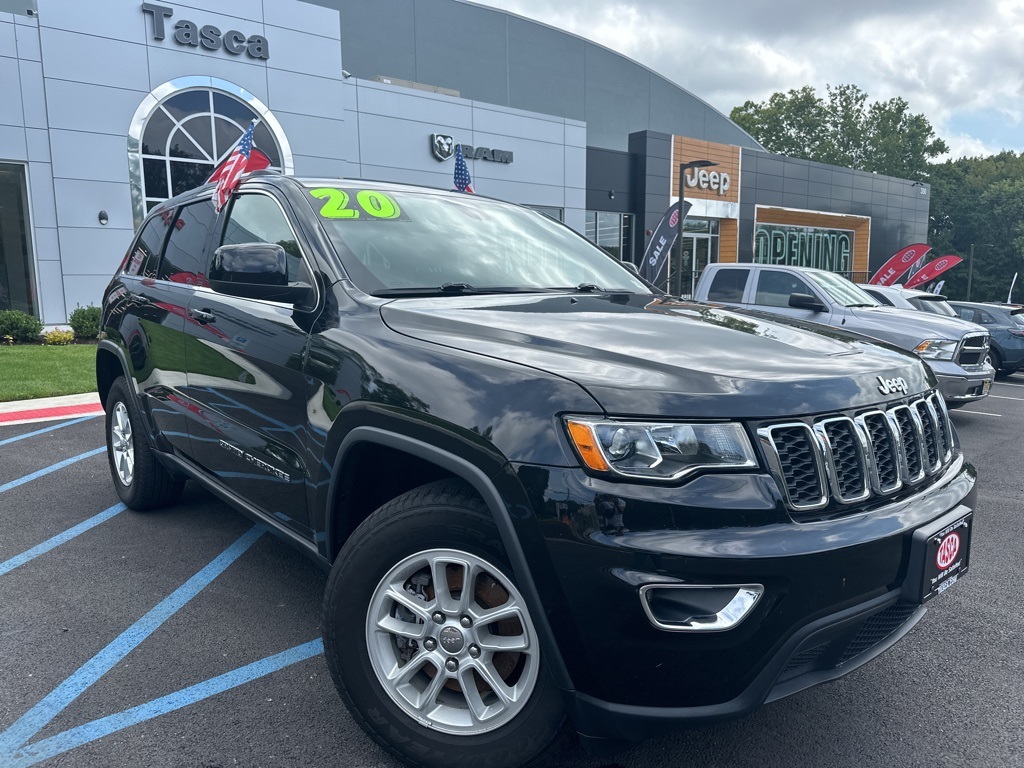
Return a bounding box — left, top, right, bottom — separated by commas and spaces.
513, 457, 977, 741
929, 360, 994, 402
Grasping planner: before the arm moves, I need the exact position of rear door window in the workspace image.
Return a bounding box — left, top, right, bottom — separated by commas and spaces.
123, 215, 168, 278
706, 268, 749, 302
160, 200, 218, 286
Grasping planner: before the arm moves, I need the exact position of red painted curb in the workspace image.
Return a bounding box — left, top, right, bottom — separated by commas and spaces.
0, 402, 105, 424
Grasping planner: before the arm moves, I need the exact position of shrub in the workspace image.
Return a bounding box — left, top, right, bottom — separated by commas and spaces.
69, 304, 102, 340
42, 329, 75, 346
0, 309, 43, 343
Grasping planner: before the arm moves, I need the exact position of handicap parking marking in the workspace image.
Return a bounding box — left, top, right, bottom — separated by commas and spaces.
0, 415, 102, 448
5, 639, 323, 768
0, 503, 126, 577
0, 447, 105, 495
0, 524, 266, 758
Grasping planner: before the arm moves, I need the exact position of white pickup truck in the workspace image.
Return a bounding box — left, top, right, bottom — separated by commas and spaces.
693, 263, 995, 406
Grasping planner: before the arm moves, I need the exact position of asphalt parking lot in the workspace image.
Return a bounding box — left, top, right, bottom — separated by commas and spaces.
1, 380, 1023, 768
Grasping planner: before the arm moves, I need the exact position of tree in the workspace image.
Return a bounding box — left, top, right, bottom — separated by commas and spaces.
730, 84, 948, 179
928, 152, 1024, 301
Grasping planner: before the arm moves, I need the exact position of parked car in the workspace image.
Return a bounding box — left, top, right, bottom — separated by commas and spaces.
98, 175, 977, 766
858, 283, 962, 318
695, 263, 994, 407
949, 300, 1024, 374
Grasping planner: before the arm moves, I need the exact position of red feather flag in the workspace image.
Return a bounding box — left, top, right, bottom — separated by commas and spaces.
868, 243, 931, 285
902, 256, 964, 290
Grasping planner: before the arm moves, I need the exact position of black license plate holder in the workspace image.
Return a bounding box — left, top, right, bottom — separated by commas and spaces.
903, 508, 972, 604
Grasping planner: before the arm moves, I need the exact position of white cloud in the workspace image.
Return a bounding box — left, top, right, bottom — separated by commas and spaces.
471, 0, 1024, 156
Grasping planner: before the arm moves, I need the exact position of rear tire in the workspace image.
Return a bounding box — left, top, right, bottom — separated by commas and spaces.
986, 348, 1003, 374
322, 479, 571, 768
104, 376, 184, 510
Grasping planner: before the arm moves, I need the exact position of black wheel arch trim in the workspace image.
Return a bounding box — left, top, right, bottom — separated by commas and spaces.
96, 339, 158, 438
325, 425, 575, 694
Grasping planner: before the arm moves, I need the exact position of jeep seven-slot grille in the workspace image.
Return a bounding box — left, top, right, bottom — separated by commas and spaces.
759, 393, 954, 518
956, 333, 989, 367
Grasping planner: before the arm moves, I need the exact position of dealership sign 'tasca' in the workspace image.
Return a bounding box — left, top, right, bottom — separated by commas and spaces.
142, 2, 270, 60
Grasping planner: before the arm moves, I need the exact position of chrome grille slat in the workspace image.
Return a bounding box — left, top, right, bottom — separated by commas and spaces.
761, 393, 955, 517
956, 332, 989, 368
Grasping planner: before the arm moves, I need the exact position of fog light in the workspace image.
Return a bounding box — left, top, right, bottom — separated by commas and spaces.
639, 584, 763, 632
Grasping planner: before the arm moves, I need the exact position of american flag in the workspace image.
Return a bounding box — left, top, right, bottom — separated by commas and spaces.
209, 120, 271, 211
453, 143, 474, 193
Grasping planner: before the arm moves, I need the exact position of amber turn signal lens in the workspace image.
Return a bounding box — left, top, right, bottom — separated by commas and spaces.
566, 420, 610, 472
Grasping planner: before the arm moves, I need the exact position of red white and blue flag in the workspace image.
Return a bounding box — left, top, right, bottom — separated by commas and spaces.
208, 120, 272, 211
453, 143, 474, 193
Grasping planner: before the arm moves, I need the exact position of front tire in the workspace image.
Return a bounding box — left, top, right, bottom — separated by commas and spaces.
104, 376, 184, 510
322, 479, 570, 768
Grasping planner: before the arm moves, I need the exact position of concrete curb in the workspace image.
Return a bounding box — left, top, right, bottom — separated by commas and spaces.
0, 392, 103, 426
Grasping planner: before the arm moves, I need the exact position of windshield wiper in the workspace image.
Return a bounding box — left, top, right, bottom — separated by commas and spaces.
371, 284, 553, 298
846, 303, 878, 308
440, 282, 477, 293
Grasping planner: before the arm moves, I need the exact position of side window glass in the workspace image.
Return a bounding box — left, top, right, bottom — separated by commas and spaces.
706, 269, 748, 302
221, 194, 309, 283
159, 200, 218, 285
956, 308, 973, 321
124, 215, 169, 278
755, 271, 814, 308
978, 311, 996, 324
871, 292, 894, 306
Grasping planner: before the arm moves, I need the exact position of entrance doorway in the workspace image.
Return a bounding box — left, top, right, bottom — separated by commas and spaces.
669, 219, 719, 298
0, 163, 36, 315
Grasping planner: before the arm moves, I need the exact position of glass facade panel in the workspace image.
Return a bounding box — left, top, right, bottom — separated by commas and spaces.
584, 210, 633, 263
0, 164, 36, 315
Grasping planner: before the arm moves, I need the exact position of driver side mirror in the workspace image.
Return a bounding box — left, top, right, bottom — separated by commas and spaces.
210, 243, 313, 305
788, 292, 828, 312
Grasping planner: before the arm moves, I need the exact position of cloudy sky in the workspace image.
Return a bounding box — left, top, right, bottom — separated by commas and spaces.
472, 0, 1024, 160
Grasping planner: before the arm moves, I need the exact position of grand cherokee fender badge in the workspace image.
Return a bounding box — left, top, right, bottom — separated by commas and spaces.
219, 440, 291, 481
878, 376, 908, 396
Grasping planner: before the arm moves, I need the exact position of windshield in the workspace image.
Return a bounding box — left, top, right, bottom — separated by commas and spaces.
805, 271, 879, 307
909, 296, 958, 317
304, 184, 651, 296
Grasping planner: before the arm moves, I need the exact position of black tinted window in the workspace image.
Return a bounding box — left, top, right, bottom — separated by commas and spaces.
755, 270, 814, 307
867, 290, 894, 306
706, 269, 748, 302
124, 214, 168, 278
222, 194, 308, 283
159, 201, 218, 285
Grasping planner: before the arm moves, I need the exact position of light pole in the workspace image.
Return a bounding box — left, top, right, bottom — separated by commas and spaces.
967, 243, 993, 301
676, 159, 717, 297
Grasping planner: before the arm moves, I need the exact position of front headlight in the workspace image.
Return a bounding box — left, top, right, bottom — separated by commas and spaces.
914, 339, 958, 360
564, 417, 758, 481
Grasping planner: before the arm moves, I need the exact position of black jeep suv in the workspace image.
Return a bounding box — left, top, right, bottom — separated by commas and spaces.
98, 174, 976, 767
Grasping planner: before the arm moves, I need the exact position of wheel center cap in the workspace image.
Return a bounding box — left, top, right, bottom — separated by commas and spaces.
438, 626, 465, 654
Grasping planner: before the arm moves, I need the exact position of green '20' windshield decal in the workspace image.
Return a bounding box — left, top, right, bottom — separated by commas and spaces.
308, 188, 407, 221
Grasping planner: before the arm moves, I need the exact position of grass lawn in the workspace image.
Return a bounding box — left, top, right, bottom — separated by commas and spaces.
0, 344, 96, 402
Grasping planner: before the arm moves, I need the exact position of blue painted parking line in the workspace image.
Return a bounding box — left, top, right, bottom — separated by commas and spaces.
0, 503, 127, 577
4, 639, 323, 768
0, 524, 266, 755
0, 447, 106, 495
0, 415, 101, 448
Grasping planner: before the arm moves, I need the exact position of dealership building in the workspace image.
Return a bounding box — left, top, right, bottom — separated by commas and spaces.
0, 0, 931, 323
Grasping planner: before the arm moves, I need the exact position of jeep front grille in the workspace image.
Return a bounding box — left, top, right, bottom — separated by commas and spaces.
957, 333, 989, 367
758, 393, 954, 518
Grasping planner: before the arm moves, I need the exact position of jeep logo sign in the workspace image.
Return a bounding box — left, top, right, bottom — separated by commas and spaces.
877, 376, 909, 396
142, 2, 270, 60
430, 134, 514, 164
685, 168, 731, 196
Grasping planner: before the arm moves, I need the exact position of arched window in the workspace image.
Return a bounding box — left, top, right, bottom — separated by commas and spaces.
128, 78, 292, 226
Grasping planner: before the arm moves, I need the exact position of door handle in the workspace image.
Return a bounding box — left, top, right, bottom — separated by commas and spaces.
188, 307, 216, 325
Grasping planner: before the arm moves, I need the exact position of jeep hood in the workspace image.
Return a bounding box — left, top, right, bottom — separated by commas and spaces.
379, 293, 932, 419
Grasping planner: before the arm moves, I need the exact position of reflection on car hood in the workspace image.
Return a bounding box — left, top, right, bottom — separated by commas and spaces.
380, 294, 932, 418
847, 306, 986, 341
